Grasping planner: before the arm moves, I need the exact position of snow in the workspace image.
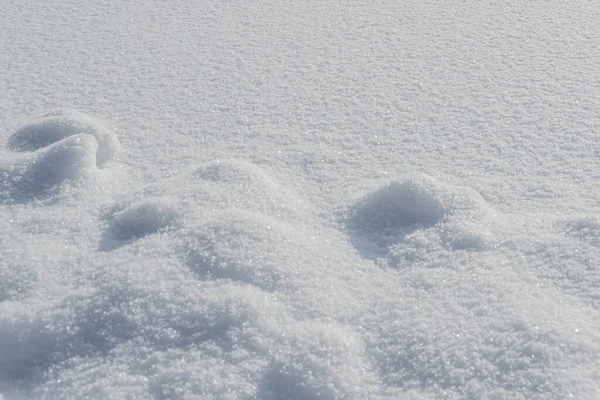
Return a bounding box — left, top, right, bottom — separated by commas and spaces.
2, 1, 600, 399
7, 110, 119, 167
1, 111, 119, 204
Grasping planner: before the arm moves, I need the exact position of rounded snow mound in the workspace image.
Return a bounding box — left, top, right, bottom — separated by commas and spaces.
350, 180, 446, 234
0, 134, 100, 203
106, 197, 180, 241
7, 110, 119, 167
183, 209, 305, 292
346, 175, 498, 258
349, 175, 490, 232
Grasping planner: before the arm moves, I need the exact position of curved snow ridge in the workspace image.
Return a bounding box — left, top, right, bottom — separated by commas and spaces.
0, 111, 119, 204
0, 134, 99, 203
345, 174, 502, 260
7, 110, 119, 167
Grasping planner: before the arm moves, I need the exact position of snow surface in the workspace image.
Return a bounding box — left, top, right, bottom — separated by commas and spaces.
2, 1, 600, 399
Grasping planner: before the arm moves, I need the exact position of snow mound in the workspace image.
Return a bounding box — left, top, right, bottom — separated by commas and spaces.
105, 197, 180, 242
102, 159, 311, 247
349, 179, 446, 234
346, 175, 499, 259
0, 134, 99, 203
367, 298, 596, 398
0, 285, 141, 386
81, 162, 378, 398
7, 110, 119, 167
0, 111, 120, 204
183, 209, 305, 292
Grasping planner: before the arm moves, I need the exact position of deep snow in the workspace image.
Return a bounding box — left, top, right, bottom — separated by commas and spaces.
2, 1, 600, 399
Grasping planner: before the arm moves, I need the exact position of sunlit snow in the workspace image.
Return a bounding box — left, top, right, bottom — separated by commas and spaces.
2, 1, 600, 399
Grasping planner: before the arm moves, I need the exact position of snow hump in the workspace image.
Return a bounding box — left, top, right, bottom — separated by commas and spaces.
7, 110, 119, 167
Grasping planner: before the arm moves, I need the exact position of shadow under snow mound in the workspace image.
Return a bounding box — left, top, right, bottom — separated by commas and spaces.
7, 110, 119, 167
106, 198, 180, 241
346, 175, 497, 258
99, 197, 181, 250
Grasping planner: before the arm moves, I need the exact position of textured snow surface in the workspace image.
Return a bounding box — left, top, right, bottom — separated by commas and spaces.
2, 1, 600, 399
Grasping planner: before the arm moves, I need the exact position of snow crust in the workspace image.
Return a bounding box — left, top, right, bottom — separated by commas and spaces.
2, 1, 600, 399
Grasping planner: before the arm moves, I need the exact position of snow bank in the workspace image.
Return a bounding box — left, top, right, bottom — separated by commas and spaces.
0, 158, 379, 399
3, 154, 600, 399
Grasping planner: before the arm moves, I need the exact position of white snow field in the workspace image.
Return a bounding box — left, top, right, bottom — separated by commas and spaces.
1, 1, 600, 398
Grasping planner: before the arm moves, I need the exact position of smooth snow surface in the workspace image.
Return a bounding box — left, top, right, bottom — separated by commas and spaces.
2, 1, 600, 399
